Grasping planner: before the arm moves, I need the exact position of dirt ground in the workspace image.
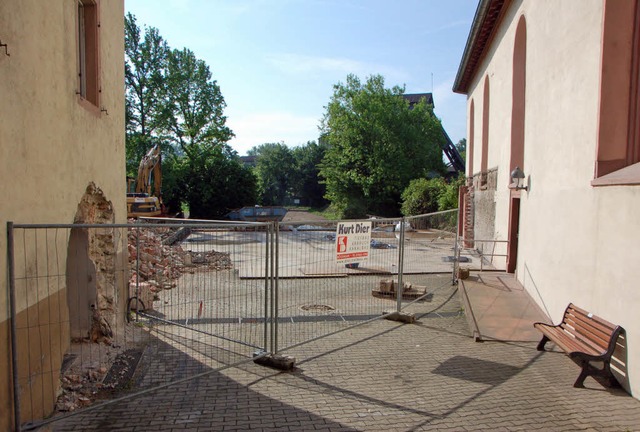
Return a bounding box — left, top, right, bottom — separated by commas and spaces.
281, 208, 329, 223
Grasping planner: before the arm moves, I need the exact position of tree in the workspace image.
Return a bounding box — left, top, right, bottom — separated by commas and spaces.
250, 143, 295, 206
291, 141, 329, 208
162, 48, 233, 160
455, 138, 467, 163
320, 74, 446, 218
179, 144, 257, 219
124, 13, 169, 175
125, 13, 250, 218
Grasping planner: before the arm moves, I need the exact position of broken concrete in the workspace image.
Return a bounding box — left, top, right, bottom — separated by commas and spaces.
372, 278, 428, 300
126, 226, 233, 311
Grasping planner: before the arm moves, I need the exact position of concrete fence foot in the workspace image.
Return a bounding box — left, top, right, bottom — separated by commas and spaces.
253, 351, 296, 371
383, 311, 416, 324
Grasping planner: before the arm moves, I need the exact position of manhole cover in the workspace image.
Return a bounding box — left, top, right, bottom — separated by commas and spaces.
301, 304, 335, 312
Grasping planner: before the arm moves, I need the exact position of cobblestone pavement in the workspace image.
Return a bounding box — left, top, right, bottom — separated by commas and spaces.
50, 283, 640, 431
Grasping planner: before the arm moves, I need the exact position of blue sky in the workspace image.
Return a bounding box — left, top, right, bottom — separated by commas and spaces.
125, 0, 476, 156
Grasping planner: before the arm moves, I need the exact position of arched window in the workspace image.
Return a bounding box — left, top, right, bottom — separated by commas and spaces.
510, 16, 526, 175
481, 76, 490, 185
469, 99, 475, 177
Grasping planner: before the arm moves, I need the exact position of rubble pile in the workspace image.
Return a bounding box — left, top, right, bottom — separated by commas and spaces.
56, 367, 111, 412
127, 227, 233, 309
55, 227, 235, 414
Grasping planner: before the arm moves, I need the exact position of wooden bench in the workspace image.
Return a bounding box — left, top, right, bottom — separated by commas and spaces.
534, 303, 623, 388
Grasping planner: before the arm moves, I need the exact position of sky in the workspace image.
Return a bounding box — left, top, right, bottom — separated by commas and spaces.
125, 0, 476, 156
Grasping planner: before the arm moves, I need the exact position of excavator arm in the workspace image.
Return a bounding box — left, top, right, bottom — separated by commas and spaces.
135, 144, 162, 197
127, 144, 162, 218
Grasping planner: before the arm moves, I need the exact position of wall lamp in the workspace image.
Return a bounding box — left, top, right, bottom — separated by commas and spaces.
509, 166, 528, 191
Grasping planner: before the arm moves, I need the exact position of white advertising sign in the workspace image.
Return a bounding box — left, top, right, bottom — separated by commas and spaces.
335, 221, 372, 264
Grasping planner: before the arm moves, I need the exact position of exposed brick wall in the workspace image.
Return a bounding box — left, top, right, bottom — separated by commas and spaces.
472, 169, 498, 244
72, 183, 117, 343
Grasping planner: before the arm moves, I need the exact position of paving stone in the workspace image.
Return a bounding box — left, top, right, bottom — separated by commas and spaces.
44, 283, 640, 431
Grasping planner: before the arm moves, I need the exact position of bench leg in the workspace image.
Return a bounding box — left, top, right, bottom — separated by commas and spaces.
603, 363, 621, 388
536, 335, 549, 351
574, 366, 589, 388
573, 360, 620, 388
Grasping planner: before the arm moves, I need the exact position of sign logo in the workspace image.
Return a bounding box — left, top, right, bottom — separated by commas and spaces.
337, 236, 348, 253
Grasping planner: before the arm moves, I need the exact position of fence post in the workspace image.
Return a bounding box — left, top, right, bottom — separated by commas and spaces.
135, 225, 141, 322
453, 210, 459, 286
263, 222, 270, 354
269, 223, 276, 354
7, 222, 22, 432
274, 222, 279, 354
396, 217, 406, 312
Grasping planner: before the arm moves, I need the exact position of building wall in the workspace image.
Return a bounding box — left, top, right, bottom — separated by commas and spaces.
465, 0, 640, 395
472, 169, 498, 259
0, 1, 125, 428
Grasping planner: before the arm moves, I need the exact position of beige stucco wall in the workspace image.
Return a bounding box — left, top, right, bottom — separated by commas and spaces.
464, 0, 640, 396
0, 0, 125, 428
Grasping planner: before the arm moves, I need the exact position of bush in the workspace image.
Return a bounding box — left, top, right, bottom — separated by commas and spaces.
401, 178, 446, 216
401, 174, 464, 217
437, 174, 465, 211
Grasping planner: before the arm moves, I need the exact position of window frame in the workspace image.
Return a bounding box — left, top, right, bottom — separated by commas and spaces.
76, 0, 101, 111
593, 0, 640, 186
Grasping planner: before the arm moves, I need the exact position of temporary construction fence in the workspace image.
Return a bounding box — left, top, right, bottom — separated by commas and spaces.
6, 220, 273, 431
6, 209, 459, 431
274, 210, 459, 351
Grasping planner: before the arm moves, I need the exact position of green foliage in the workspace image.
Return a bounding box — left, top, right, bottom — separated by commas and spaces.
438, 174, 465, 211
162, 48, 233, 159
179, 145, 257, 219
310, 204, 342, 220
159, 154, 186, 215
125, 13, 250, 219
455, 138, 466, 164
320, 74, 446, 218
401, 174, 464, 217
248, 140, 329, 208
124, 13, 170, 175
291, 141, 329, 208
250, 143, 295, 206
401, 178, 445, 216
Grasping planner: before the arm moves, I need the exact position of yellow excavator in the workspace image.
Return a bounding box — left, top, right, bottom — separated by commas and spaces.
126, 144, 163, 218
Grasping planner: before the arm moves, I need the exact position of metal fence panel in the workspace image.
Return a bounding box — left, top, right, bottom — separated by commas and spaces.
399, 210, 460, 317
274, 212, 458, 352
273, 218, 402, 351
7, 221, 270, 431
7, 211, 459, 430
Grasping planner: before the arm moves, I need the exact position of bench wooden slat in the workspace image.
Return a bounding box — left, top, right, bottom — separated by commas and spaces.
560, 323, 609, 354
562, 320, 610, 350
534, 303, 623, 388
568, 304, 616, 329
537, 325, 599, 355
565, 311, 616, 343
566, 309, 615, 336
563, 308, 617, 353
567, 305, 616, 332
